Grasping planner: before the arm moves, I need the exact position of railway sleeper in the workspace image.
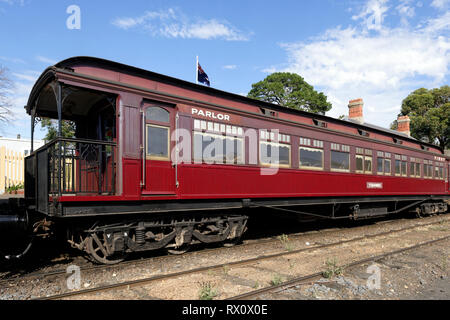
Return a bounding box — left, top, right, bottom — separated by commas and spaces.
78, 214, 248, 264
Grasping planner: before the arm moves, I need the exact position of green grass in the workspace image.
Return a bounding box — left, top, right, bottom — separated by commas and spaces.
222, 265, 230, 275
270, 274, 284, 286
322, 258, 343, 279
278, 234, 294, 251
198, 281, 218, 300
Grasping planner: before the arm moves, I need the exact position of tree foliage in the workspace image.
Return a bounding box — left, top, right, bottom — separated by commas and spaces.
247, 72, 332, 114
40, 118, 76, 141
0, 65, 13, 124
395, 86, 449, 149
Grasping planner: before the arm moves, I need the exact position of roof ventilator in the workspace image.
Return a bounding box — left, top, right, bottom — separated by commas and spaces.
313, 119, 327, 128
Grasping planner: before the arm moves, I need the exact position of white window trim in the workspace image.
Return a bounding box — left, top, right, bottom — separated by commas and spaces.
299, 146, 324, 170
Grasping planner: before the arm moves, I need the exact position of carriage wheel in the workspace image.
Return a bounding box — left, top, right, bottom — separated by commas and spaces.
86, 233, 126, 264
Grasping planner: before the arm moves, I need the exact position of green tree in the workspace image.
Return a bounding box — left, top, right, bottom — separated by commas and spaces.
40, 118, 76, 141
395, 86, 449, 149
247, 72, 332, 114
0, 66, 13, 123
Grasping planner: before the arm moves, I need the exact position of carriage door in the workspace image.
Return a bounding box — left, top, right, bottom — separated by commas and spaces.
142, 103, 176, 195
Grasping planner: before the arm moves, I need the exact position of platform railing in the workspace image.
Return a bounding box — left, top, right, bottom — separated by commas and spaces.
44, 137, 117, 196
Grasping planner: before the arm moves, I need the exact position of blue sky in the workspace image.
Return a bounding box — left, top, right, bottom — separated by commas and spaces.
0, 0, 449, 140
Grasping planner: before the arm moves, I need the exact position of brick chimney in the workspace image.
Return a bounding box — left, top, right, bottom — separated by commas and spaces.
348, 98, 364, 124
397, 115, 410, 136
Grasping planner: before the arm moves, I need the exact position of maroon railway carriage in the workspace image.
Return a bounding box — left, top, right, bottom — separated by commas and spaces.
7, 56, 449, 263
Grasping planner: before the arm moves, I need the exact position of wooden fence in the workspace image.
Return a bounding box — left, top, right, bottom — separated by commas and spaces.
0, 146, 24, 193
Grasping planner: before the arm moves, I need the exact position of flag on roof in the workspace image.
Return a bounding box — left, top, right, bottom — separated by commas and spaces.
197, 61, 210, 87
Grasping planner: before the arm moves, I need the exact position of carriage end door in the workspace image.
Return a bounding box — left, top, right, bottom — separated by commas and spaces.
142, 103, 176, 195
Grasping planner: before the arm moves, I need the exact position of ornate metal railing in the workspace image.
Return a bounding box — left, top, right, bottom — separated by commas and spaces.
44, 137, 117, 196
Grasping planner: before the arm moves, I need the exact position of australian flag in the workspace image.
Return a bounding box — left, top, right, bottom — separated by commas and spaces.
197, 63, 210, 87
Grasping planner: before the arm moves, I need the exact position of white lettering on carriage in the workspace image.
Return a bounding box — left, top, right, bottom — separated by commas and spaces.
191, 108, 230, 121
367, 182, 383, 189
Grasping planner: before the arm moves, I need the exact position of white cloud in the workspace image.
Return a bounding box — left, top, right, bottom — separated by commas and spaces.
0, 0, 25, 5
0, 56, 25, 64
12, 71, 39, 82
36, 55, 57, 65
396, 0, 415, 26
431, 0, 450, 9
352, 0, 389, 31
223, 65, 237, 70
112, 8, 249, 41
423, 10, 450, 33
265, 0, 450, 128
0, 70, 38, 134
7, 70, 39, 120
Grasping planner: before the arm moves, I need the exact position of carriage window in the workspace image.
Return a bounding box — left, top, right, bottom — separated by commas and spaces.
194, 132, 244, 165
439, 167, 444, 179
401, 161, 407, 177
384, 159, 391, 175
429, 165, 433, 178
356, 155, 364, 172
331, 151, 349, 172
146, 107, 169, 123
146, 125, 169, 160
415, 163, 421, 178
395, 160, 401, 176
410, 162, 415, 177
260, 142, 291, 167
377, 157, 384, 174
435, 166, 440, 179
356, 154, 372, 174
299, 147, 323, 170
365, 157, 372, 173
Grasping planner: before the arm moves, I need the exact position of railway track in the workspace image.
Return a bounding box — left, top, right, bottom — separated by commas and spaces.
0, 213, 443, 286
33, 215, 450, 300
227, 235, 450, 300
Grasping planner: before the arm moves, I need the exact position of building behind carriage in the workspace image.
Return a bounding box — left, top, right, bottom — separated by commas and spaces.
0, 135, 45, 193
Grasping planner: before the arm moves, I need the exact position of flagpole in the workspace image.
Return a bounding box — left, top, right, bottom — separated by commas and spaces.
196, 56, 198, 84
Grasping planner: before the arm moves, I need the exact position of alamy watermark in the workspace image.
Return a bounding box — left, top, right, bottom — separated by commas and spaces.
66, 264, 81, 290
366, 263, 381, 290
66, 5, 81, 30
170, 127, 283, 176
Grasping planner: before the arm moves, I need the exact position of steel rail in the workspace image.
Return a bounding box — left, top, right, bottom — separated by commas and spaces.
227, 235, 450, 300
35, 216, 450, 300
2, 214, 447, 286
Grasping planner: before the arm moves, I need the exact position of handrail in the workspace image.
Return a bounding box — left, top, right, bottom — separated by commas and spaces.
45, 138, 117, 196
28, 137, 117, 157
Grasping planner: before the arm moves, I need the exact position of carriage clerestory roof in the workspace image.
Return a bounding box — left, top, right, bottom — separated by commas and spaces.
25, 56, 443, 152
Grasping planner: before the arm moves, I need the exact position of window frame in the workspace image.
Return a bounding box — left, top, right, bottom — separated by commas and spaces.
145, 106, 170, 123
377, 157, 384, 175
259, 140, 291, 168
299, 146, 324, 171
330, 150, 350, 172
356, 150, 373, 175
384, 159, 391, 175
145, 123, 171, 161
401, 161, 407, 177
364, 156, 373, 174
356, 154, 364, 173
395, 159, 401, 176
415, 162, 421, 178
193, 131, 245, 165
